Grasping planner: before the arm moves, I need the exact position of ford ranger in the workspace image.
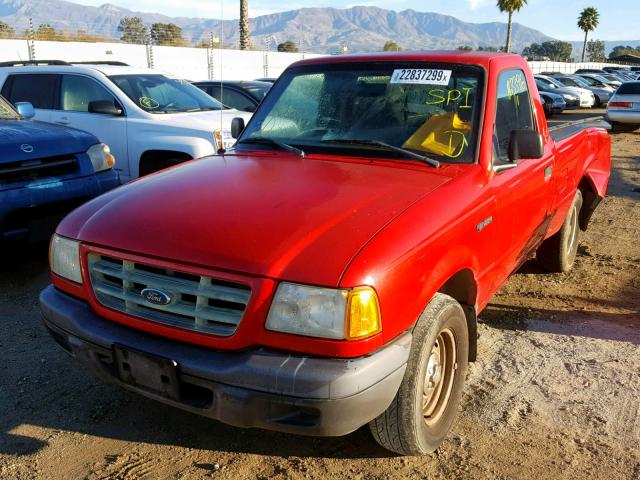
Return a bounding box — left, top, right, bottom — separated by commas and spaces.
40, 52, 611, 455
1, 96, 119, 241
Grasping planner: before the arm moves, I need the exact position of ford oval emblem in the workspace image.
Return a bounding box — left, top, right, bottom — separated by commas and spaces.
141, 288, 173, 306
20, 144, 34, 153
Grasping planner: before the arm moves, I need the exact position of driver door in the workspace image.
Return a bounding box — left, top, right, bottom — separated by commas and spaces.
488, 69, 555, 291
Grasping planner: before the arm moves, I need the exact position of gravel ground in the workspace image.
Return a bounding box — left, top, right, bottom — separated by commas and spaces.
1, 116, 638, 480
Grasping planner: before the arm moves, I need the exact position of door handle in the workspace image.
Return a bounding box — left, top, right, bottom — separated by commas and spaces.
544, 165, 553, 180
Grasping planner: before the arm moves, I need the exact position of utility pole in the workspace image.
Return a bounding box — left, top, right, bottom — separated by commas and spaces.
207, 32, 219, 80
145, 30, 154, 68
27, 17, 36, 61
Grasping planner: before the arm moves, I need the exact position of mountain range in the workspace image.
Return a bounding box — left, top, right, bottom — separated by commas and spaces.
0, 0, 638, 55
0, 0, 553, 52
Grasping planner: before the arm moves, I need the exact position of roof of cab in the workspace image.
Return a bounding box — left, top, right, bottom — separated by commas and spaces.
291, 50, 523, 69
0, 63, 168, 77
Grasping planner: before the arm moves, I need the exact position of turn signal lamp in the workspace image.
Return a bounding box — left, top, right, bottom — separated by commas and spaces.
346, 287, 381, 340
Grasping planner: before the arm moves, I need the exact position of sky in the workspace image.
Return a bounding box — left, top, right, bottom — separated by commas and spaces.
73, 0, 639, 41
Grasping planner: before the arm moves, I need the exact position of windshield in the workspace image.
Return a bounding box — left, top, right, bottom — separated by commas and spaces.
239, 62, 484, 163
578, 75, 599, 86
0, 96, 19, 120
109, 74, 227, 113
536, 77, 557, 89
567, 76, 590, 88
245, 85, 270, 100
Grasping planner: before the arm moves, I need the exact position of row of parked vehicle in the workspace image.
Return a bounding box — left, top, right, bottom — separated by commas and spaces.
534, 67, 640, 122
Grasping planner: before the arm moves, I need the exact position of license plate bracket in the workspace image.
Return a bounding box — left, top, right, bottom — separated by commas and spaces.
113, 345, 181, 401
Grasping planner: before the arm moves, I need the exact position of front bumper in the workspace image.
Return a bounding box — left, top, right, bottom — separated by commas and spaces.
40, 285, 410, 436
0, 170, 120, 241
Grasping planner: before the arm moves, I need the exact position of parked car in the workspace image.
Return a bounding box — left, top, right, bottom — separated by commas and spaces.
534, 76, 580, 108
254, 77, 278, 83
0, 95, 119, 241
550, 74, 612, 106
540, 91, 566, 116
606, 81, 640, 131
41, 52, 610, 456
578, 73, 622, 88
535, 75, 595, 108
0, 61, 253, 181
192, 80, 271, 112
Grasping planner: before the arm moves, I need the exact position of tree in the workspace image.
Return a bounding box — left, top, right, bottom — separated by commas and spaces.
497, 0, 528, 53
478, 46, 499, 52
118, 16, 148, 44
35, 24, 63, 41
150, 22, 186, 46
0, 21, 16, 39
578, 7, 599, 62
383, 40, 401, 51
277, 40, 299, 52
239, 0, 250, 50
587, 39, 606, 62
522, 41, 572, 61
457, 45, 473, 51
609, 45, 640, 59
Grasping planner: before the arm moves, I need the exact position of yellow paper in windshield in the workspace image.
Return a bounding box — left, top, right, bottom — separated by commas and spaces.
403, 112, 471, 159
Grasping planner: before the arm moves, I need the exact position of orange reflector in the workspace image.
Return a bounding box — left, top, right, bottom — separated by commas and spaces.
346, 287, 381, 340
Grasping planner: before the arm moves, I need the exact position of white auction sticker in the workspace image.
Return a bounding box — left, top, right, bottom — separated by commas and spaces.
390, 69, 452, 86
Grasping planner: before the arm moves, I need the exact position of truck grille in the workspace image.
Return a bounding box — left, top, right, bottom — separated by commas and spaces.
0, 154, 78, 183
88, 254, 251, 336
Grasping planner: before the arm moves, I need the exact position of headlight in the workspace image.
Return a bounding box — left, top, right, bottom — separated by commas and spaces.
265, 283, 381, 340
49, 234, 82, 284
86, 143, 115, 172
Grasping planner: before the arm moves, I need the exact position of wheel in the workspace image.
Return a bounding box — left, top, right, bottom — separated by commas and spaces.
536, 190, 583, 273
369, 293, 469, 455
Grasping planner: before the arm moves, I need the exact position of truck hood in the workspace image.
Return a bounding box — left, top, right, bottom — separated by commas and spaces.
153, 109, 252, 131
0, 120, 97, 163
59, 153, 451, 286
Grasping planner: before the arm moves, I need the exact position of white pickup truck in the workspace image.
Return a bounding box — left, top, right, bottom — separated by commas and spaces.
0, 61, 252, 181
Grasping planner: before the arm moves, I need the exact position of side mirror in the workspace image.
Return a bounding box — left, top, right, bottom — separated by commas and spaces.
15, 102, 35, 119
88, 100, 123, 116
231, 117, 245, 139
508, 130, 544, 162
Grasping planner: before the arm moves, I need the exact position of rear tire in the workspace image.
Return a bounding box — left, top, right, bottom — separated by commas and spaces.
369, 293, 469, 455
536, 190, 583, 273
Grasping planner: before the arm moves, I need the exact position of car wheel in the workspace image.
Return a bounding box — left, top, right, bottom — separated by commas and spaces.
369, 293, 469, 455
536, 190, 583, 273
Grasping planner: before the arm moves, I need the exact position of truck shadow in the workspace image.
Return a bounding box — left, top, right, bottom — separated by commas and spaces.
481, 301, 639, 345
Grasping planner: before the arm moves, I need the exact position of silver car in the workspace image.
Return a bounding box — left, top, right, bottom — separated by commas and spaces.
607, 81, 640, 131
552, 75, 612, 107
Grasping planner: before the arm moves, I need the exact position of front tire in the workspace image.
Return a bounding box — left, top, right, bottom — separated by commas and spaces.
369, 293, 469, 455
536, 190, 583, 272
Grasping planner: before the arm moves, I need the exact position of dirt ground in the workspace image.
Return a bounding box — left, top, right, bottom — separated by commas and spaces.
1, 115, 638, 480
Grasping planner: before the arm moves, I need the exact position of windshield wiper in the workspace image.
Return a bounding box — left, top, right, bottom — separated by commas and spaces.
237, 137, 305, 157
321, 139, 440, 168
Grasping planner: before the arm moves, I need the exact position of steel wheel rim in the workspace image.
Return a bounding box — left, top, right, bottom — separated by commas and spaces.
422, 328, 457, 426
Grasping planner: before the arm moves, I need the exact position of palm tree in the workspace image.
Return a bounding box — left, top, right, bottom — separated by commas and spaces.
239, 0, 249, 50
496, 0, 528, 53
578, 7, 599, 62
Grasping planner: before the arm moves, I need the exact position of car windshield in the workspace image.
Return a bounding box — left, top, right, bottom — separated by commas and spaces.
578, 76, 599, 86
245, 85, 270, 100
536, 77, 557, 89
239, 62, 484, 163
0, 95, 19, 120
109, 74, 227, 113
568, 76, 590, 88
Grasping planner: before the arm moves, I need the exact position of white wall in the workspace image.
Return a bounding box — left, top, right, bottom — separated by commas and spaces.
0, 39, 322, 80
0, 40, 627, 79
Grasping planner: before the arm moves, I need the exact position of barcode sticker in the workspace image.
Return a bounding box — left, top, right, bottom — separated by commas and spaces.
390, 69, 452, 86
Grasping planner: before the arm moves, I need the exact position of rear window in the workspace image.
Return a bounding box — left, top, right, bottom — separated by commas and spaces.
2, 74, 57, 109
617, 83, 640, 95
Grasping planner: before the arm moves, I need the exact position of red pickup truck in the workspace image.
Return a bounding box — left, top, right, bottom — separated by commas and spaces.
40, 52, 610, 455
